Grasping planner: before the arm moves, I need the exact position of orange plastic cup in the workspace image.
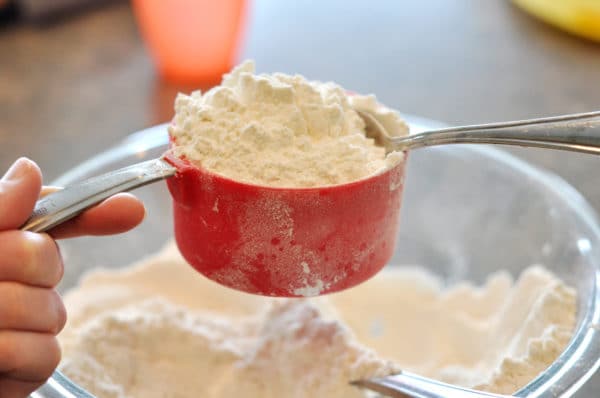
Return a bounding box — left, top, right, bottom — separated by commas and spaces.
131, 0, 248, 84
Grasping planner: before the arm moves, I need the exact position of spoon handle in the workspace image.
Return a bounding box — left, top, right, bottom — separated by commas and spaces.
397, 111, 600, 154
21, 158, 176, 233
354, 372, 512, 398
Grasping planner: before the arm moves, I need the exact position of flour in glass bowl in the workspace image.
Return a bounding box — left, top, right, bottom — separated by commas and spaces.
59, 63, 576, 396
58, 243, 576, 397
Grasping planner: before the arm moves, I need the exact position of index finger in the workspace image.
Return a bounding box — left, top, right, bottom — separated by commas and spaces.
46, 193, 146, 239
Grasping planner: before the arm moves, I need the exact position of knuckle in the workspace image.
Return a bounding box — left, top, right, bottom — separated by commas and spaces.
17, 232, 45, 279
21, 232, 62, 286
30, 289, 65, 334
0, 283, 24, 328
0, 334, 61, 381
0, 285, 66, 334
50, 291, 67, 334
40, 338, 61, 379
0, 333, 21, 373
39, 234, 63, 287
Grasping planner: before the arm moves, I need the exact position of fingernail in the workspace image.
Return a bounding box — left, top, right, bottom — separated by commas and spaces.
1, 158, 32, 182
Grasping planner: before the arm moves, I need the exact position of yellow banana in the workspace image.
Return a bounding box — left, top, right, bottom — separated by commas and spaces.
512, 0, 600, 42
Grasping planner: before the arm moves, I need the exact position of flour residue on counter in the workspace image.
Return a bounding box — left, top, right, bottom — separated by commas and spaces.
59, 243, 576, 397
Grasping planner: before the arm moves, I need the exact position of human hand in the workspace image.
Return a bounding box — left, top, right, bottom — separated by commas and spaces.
0, 158, 145, 397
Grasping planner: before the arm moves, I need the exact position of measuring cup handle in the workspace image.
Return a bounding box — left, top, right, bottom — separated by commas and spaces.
21, 158, 176, 233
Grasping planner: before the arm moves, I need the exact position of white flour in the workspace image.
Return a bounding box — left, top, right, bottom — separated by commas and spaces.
169, 61, 407, 188
59, 243, 576, 397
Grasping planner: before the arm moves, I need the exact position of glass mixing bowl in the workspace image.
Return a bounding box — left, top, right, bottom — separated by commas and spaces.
33, 116, 600, 398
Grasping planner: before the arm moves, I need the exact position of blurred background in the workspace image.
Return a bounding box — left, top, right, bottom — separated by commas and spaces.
0, 0, 599, 394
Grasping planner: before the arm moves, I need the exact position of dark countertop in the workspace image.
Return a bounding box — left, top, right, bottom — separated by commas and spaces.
0, 0, 598, 395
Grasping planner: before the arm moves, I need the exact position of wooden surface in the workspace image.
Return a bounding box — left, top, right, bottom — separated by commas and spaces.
0, 0, 598, 395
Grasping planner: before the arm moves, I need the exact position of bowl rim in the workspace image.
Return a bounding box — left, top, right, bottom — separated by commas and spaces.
39, 116, 600, 398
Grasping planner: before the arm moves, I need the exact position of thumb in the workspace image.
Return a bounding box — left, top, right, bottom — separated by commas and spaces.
0, 158, 42, 231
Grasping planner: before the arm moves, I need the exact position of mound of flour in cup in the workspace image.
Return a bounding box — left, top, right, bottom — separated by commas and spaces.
59, 243, 576, 397
169, 60, 407, 187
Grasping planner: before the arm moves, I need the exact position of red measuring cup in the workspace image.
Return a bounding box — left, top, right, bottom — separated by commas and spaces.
164, 145, 406, 297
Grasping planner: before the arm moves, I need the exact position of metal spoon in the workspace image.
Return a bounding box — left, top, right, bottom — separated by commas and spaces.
353, 371, 513, 398
356, 109, 600, 155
